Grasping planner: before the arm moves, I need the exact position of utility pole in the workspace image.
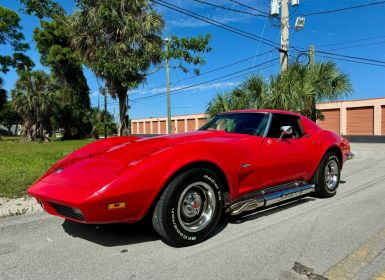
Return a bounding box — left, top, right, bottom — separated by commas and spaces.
309, 44, 315, 66
165, 39, 172, 134
101, 87, 108, 139
280, 0, 289, 72
271, 0, 303, 72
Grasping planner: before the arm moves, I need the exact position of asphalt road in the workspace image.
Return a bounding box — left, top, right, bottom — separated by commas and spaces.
1, 143, 385, 280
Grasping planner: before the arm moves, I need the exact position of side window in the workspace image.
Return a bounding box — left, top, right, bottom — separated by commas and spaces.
267, 114, 304, 139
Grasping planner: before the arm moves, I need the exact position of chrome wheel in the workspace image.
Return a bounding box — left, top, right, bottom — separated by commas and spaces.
324, 159, 339, 190
177, 181, 216, 233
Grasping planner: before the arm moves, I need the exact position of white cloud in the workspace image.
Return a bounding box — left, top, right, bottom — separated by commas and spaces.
157, 0, 267, 29
132, 81, 240, 95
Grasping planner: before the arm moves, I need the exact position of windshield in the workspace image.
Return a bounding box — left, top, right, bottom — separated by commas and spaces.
199, 113, 270, 136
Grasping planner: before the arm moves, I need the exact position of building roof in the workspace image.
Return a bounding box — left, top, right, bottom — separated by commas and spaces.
223, 109, 301, 116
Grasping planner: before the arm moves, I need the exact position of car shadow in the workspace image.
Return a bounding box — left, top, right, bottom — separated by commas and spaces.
226, 197, 316, 224
61, 197, 314, 247
62, 216, 228, 247
62, 218, 159, 247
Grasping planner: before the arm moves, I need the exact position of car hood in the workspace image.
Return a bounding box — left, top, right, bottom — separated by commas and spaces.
39, 131, 246, 192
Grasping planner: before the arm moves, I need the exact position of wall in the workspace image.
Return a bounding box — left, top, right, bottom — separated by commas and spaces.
131, 98, 385, 136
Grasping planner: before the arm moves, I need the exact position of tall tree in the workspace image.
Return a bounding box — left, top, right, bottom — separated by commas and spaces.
19, 0, 64, 19
11, 70, 56, 141
0, 5, 34, 73
34, 20, 92, 139
0, 77, 6, 111
0, 102, 21, 134
69, 0, 211, 135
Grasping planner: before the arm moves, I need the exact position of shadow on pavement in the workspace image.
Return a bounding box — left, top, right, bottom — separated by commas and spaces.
227, 197, 316, 224
62, 219, 159, 247
62, 215, 228, 247
61, 196, 318, 246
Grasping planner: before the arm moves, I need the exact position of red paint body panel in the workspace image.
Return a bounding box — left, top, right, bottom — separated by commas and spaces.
28, 110, 351, 224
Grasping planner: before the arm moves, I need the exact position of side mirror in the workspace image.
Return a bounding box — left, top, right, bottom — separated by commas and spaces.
279, 126, 293, 140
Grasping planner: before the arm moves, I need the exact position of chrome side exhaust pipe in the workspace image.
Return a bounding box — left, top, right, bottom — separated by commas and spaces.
228, 184, 315, 216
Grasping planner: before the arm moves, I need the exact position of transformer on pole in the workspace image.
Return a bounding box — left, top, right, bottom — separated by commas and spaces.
269, 0, 305, 72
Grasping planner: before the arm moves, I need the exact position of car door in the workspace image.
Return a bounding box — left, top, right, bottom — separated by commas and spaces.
259, 114, 316, 188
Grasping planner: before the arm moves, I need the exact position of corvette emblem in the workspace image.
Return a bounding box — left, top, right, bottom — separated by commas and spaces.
55, 167, 64, 174
240, 163, 251, 168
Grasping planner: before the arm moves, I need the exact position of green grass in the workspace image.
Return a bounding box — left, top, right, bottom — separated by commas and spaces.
0, 139, 92, 198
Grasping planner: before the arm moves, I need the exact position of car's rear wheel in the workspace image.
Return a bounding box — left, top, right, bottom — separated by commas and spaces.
314, 151, 341, 198
152, 168, 224, 247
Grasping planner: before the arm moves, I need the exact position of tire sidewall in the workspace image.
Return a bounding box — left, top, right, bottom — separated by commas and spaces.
162, 168, 224, 245
319, 154, 340, 195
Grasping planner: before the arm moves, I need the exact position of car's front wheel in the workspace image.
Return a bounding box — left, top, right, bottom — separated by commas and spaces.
152, 168, 224, 246
314, 151, 341, 198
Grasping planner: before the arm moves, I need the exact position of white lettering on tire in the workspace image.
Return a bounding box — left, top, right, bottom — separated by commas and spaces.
171, 208, 196, 241
203, 175, 222, 201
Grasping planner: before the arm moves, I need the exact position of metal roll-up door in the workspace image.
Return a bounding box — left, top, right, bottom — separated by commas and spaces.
177, 120, 185, 133
318, 109, 340, 134
187, 119, 195, 131
382, 106, 385, 135
347, 107, 374, 135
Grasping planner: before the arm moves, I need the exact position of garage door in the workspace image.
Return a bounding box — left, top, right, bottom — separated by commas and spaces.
177, 119, 185, 133
347, 107, 374, 135
381, 106, 385, 135
138, 122, 144, 134
187, 119, 196, 132
197, 118, 208, 128
159, 121, 166, 134
145, 122, 151, 134
131, 122, 137, 134
318, 109, 340, 134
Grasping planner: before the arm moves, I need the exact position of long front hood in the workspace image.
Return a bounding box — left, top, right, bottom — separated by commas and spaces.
32, 131, 251, 195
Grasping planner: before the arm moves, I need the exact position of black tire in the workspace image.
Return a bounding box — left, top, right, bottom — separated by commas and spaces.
314, 152, 341, 198
152, 168, 224, 247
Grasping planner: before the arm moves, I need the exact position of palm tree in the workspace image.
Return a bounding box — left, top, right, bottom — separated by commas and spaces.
206, 75, 268, 118
11, 70, 56, 141
68, 0, 164, 135
265, 61, 352, 120
206, 61, 352, 121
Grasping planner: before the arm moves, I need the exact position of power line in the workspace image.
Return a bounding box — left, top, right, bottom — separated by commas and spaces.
131, 58, 280, 101
96, 59, 279, 107
133, 48, 276, 95
317, 35, 385, 48
316, 55, 385, 68
189, 0, 267, 18
223, 0, 270, 16
315, 50, 385, 65
323, 41, 385, 52
151, 0, 279, 48
304, 0, 385, 16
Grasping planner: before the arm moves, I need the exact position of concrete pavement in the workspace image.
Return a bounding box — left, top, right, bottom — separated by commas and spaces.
1, 143, 385, 280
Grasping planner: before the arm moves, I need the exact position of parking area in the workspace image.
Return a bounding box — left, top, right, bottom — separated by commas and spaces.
1, 143, 385, 280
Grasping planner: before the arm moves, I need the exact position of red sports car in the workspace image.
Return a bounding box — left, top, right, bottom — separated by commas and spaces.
28, 110, 353, 246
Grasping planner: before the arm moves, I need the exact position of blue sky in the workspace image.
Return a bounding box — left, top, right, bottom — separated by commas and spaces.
1, 0, 385, 120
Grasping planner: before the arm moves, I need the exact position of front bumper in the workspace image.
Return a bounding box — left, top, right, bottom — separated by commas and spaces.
28, 180, 140, 224
346, 151, 356, 160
